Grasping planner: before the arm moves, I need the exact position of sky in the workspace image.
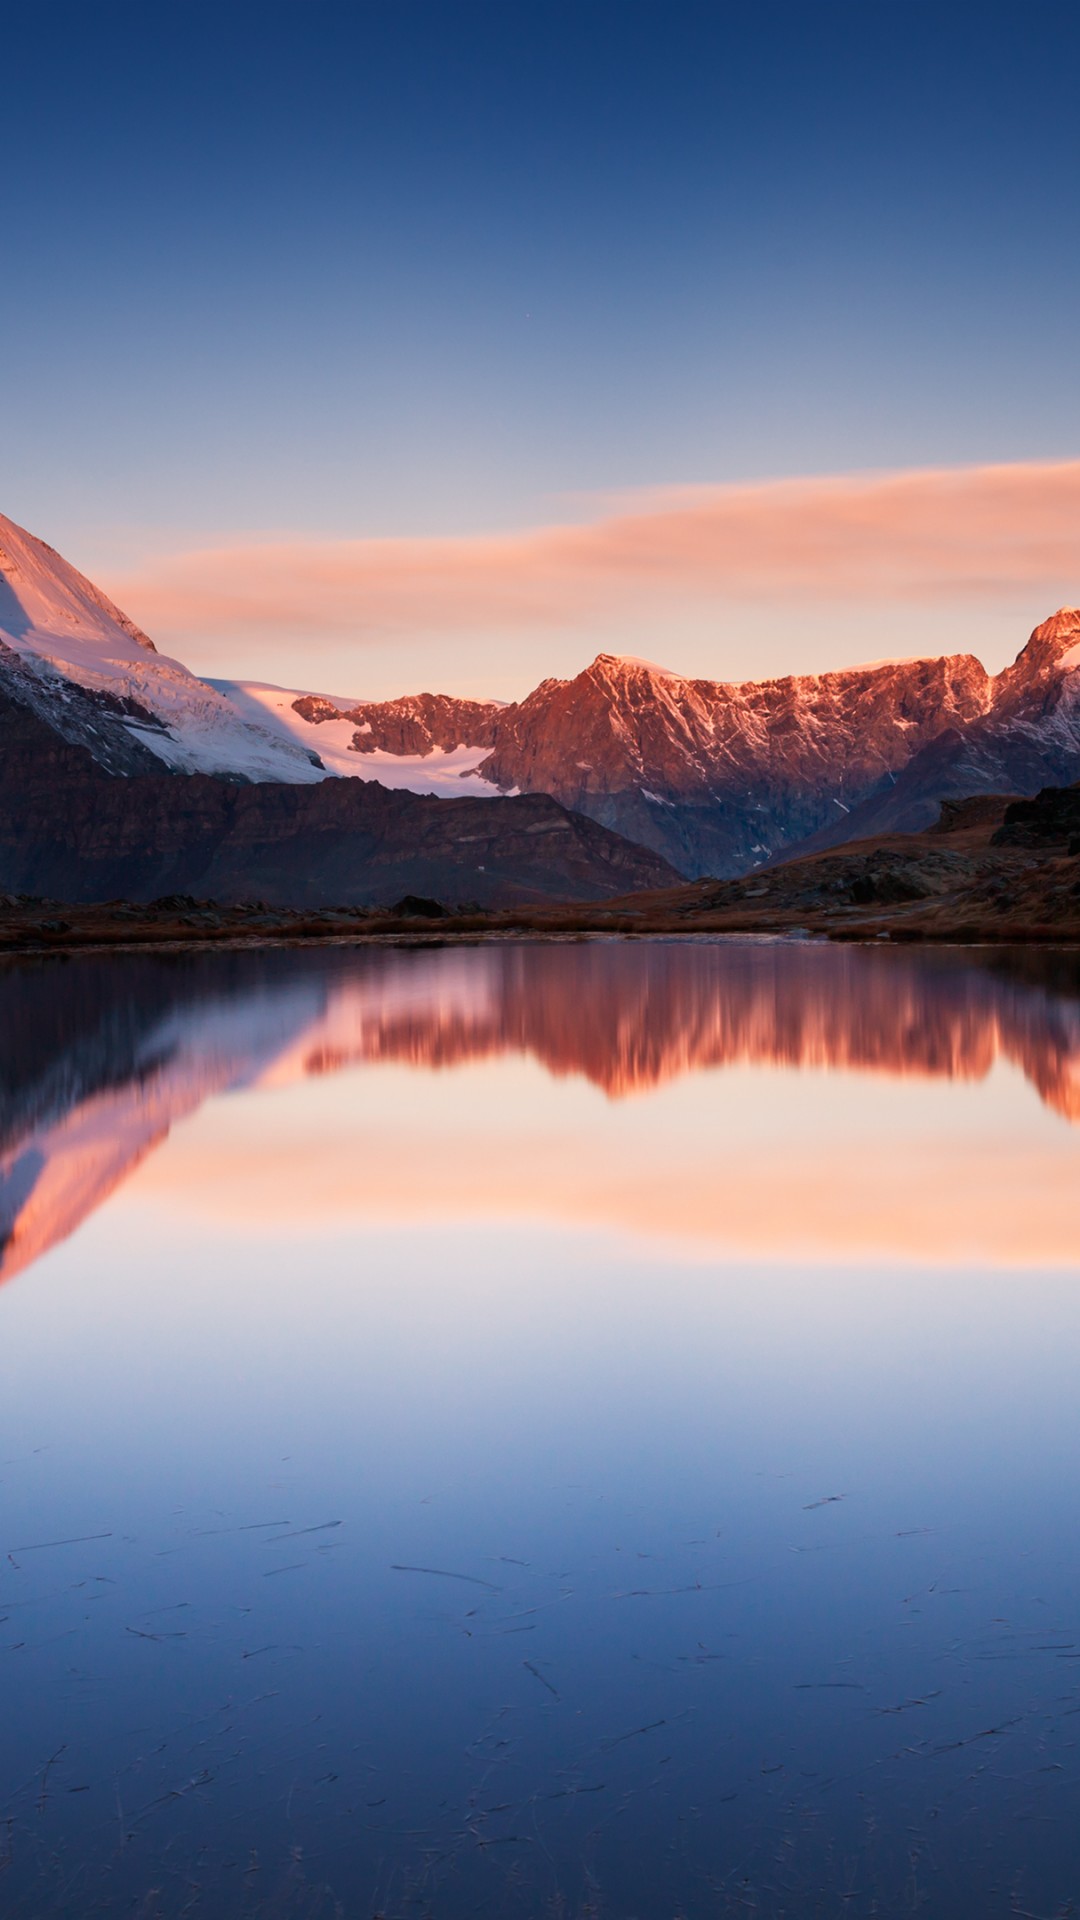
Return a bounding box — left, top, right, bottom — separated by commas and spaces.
4, 0, 1080, 698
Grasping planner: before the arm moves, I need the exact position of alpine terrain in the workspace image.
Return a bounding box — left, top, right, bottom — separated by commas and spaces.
3, 509, 1080, 882
254, 627, 1080, 877
0, 513, 677, 905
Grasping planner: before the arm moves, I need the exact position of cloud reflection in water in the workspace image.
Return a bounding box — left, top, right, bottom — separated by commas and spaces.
2, 938, 1079, 1284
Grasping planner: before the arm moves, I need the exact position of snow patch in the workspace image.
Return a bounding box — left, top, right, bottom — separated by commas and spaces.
215, 680, 500, 796
349, 745, 499, 797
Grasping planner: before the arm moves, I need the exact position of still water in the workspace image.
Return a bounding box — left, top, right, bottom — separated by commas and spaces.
2, 936, 1080, 1918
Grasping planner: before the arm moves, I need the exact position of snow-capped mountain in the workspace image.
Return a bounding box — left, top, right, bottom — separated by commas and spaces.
0, 512, 326, 781
284, 618, 1076, 875
246, 621, 1080, 877
4, 509, 1080, 879
0, 512, 677, 905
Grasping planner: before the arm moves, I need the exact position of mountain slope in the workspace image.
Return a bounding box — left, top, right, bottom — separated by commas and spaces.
779, 610, 1080, 858
0, 513, 326, 782
213, 680, 504, 794
469, 649, 996, 874
5, 509, 1079, 883
255, 650, 1004, 877
288, 619, 1080, 878
0, 689, 678, 907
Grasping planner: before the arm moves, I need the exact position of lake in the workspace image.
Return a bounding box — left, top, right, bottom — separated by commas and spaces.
2, 935, 1080, 1918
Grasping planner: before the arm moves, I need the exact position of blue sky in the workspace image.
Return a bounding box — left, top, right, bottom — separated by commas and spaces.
4, 1, 1080, 694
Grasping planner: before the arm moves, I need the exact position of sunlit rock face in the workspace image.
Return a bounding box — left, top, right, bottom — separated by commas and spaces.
467, 650, 997, 873
278, 622, 1080, 877
2, 941, 1079, 1285
4, 508, 1080, 877
783, 610, 1080, 857
294, 690, 503, 758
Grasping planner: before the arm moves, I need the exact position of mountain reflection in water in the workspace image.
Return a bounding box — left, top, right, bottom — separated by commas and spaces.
4, 936, 1080, 1920
1, 937, 1079, 1284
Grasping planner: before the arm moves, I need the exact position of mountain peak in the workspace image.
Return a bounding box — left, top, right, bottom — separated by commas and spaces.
591, 652, 683, 681
0, 511, 329, 783
1004, 607, 1080, 680
1030, 607, 1080, 645
0, 510, 158, 657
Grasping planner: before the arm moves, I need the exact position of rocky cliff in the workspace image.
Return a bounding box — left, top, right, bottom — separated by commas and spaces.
780, 611, 1080, 858
293, 689, 503, 757
468, 650, 995, 873
288, 616, 1080, 877
0, 691, 677, 906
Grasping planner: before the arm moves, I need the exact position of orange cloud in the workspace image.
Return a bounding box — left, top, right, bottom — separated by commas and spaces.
105, 459, 1080, 652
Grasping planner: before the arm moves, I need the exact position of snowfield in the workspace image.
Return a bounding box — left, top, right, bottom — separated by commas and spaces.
213, 679, 504, 796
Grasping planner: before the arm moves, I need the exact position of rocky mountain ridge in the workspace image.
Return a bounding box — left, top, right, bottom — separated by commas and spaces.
283, 618, 1080, 877
4, 508, 1080, 881
470, 648, 997, 873
293, 689, 503, 757
778, 610, 1080, 856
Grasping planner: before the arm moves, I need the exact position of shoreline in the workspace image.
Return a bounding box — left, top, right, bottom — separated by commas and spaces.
2, 902, 1079, 958
3, 794, 1077, 956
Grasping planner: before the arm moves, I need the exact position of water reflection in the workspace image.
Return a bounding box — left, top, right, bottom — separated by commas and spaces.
2, 938, 1080, 1283
2, 938, 1080, 1918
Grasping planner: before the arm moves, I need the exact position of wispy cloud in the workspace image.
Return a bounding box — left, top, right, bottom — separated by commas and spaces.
106, 460, 1080, 652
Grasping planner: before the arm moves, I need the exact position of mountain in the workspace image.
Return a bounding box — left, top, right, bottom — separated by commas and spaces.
0, 512, 326, 781
234, 651, 998, 875
0, 512, 677, 903
4, 509, 1080, 882
213, 679, 504, 795
783, 609, 1080, 857
4, 940, 1079, 1284
467, 649, 997, 874
262, 624, 1080, 878
0, 691, 677, 906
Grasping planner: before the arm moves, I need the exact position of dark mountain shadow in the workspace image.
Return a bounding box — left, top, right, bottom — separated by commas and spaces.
0, 571, 33, 639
